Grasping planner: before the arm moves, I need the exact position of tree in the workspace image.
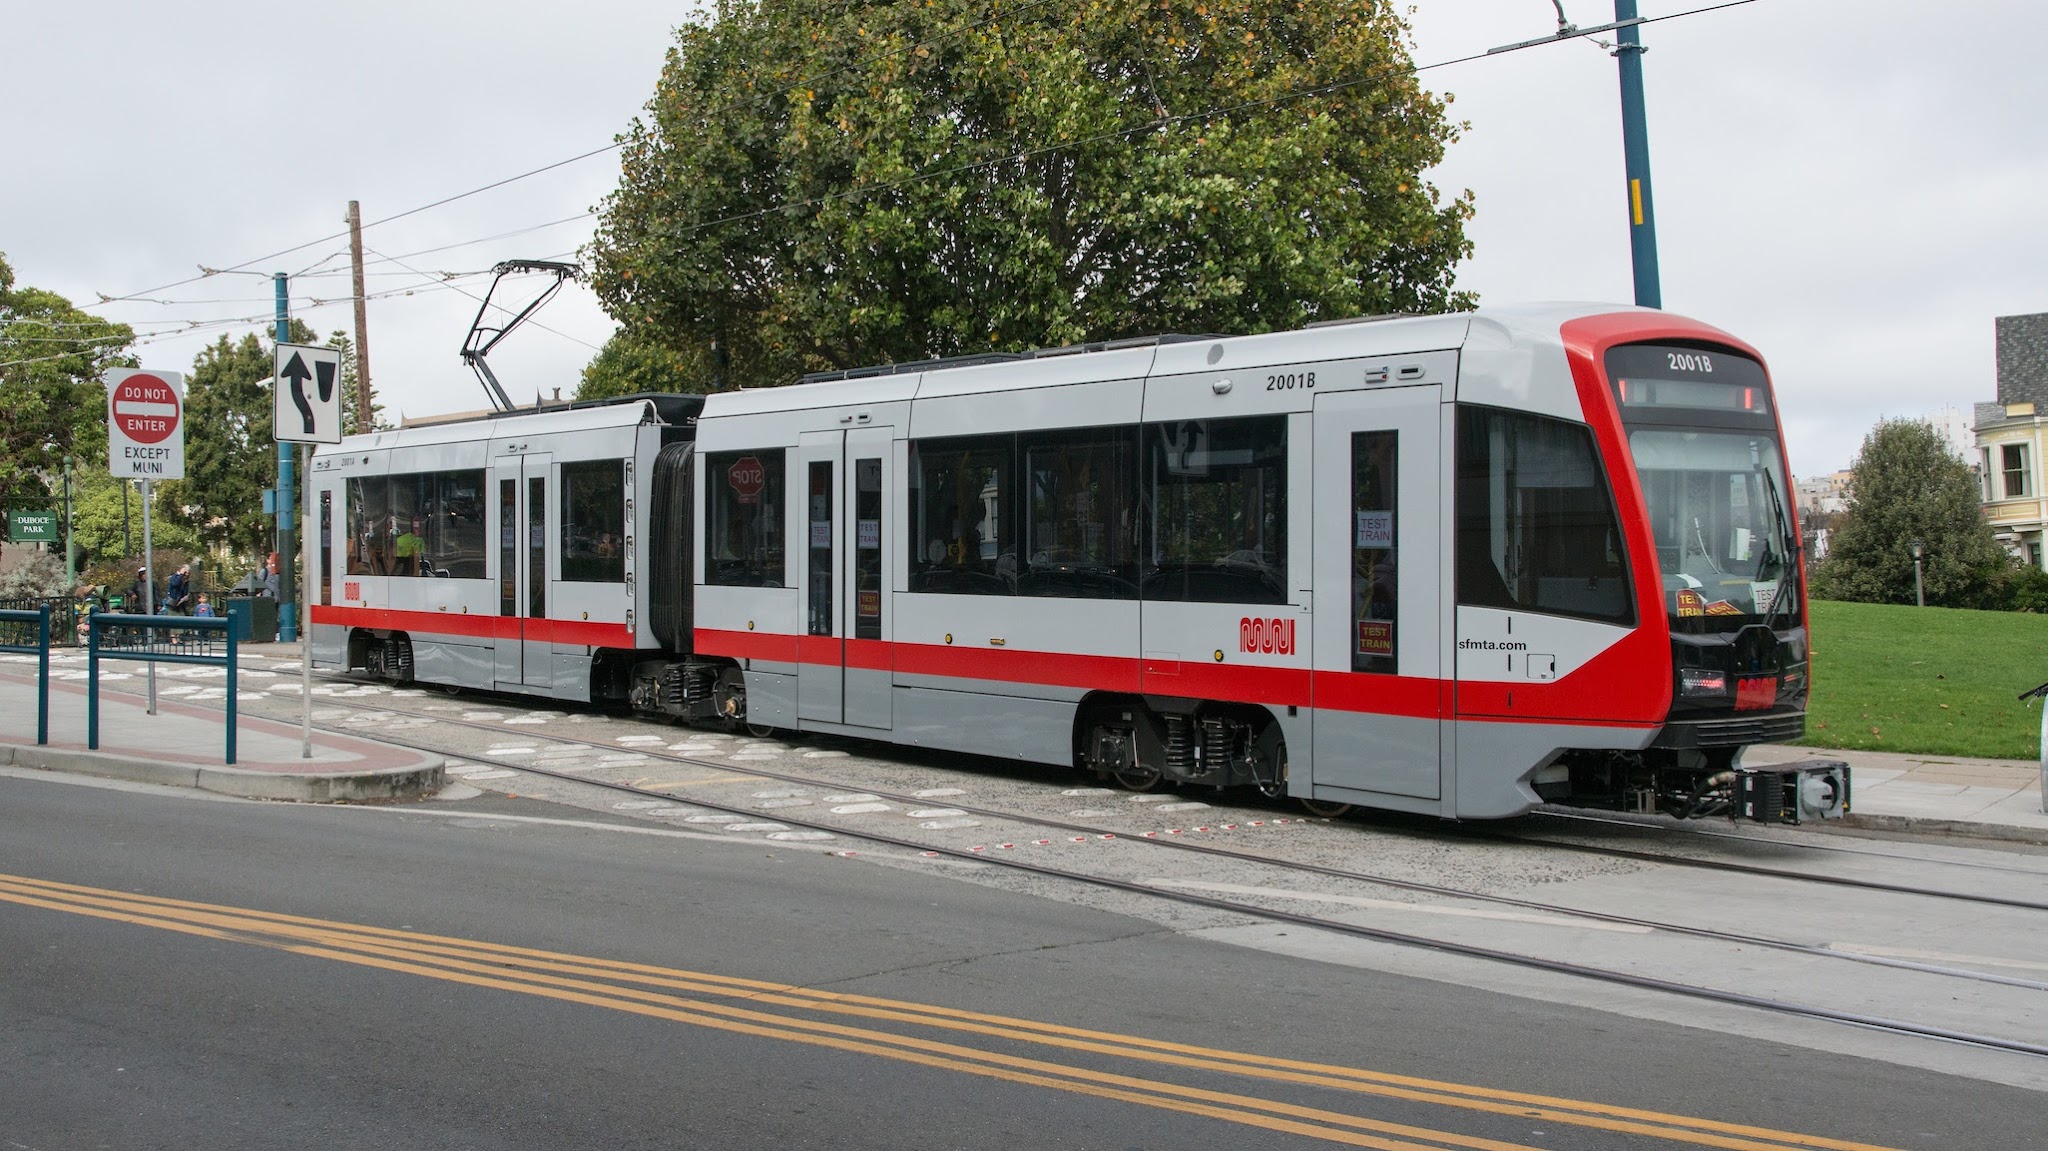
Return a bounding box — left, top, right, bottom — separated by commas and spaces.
588, 0, 1475, 389
70, 465, 201, 571
1811, 418, 2009, 607
0, 253, 135, 513
324, 329, 388, 435
578, 327, 711, 401
168, 320, 318, 557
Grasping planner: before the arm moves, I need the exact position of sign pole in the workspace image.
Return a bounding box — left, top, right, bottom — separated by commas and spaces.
275, 273, 298, 644
103, 365, 184, 719
300, 442, 312, 757
140, 478, 157, 715
271, 336, 345, 759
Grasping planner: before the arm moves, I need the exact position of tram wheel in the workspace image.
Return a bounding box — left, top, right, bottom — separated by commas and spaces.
713, 667, 760, 735
1263, 728, 1351, 817
1112, 765, 1164, 792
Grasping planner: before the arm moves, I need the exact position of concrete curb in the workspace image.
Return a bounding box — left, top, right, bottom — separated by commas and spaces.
1839, 812, 2048, 848
0, 744, 444, 804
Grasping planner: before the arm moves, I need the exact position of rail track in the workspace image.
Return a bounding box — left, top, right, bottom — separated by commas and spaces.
189, 674, 2048, 1062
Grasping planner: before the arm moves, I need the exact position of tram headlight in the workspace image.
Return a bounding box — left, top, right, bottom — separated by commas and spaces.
1678, 667, 1727, 697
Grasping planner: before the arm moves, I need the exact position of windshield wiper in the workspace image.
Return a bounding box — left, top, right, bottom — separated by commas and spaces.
1755, 464, 1796, 633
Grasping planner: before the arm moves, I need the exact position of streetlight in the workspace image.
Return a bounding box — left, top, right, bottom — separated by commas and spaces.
1910, 538, 1925, 608
1490, 2, 1662, 308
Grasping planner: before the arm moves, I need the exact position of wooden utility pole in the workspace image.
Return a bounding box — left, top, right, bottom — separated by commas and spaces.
346, 200, 373, 429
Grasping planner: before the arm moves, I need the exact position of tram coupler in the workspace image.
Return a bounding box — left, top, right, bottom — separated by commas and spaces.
1732, 759, 1850, 824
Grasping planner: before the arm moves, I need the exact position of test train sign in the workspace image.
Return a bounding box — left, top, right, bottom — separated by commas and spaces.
105, 368, 186, 480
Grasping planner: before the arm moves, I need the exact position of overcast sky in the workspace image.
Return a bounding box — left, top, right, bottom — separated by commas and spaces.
5, 1, 2042, 477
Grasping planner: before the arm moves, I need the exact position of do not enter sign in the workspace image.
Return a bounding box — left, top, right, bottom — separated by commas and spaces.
105, 368, 187, 480
112, 373, 180, 443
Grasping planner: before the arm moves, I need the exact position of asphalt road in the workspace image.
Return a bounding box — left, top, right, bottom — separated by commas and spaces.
1, 769, 2039, 1150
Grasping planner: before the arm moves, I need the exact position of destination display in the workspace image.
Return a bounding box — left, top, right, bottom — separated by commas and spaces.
1607, 343, 1771, 416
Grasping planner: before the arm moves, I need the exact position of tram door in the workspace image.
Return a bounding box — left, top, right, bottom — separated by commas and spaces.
492, 452, 553, 690
1310, 387, 1443, 800
795, 427, 893, 729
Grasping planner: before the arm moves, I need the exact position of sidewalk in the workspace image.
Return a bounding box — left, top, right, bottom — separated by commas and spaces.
0, 652, 442, 803
1745, 743, 2048, 844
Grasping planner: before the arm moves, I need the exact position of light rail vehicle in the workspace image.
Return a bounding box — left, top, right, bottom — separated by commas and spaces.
308, 304, 1847, 823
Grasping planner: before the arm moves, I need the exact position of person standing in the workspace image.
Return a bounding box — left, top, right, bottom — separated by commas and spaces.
128, 567, 152, 614
262, 553, 280, 600
164, 563, 192, 615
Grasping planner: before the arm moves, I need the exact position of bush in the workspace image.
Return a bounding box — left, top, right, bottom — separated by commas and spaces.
0, 550, 66, 599
2006, 566, 2048, 613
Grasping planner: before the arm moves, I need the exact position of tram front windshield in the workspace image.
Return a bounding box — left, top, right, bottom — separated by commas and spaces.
1608, 344, 1800, 634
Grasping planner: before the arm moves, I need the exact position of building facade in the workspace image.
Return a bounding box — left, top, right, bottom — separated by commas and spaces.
1975, 312, 2048, 569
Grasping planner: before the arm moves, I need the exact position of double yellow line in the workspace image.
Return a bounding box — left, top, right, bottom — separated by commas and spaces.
0, 871, 1904, 1151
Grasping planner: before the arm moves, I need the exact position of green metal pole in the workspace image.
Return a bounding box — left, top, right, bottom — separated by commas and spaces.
276, 273, 298, 643
36, 604, 49, 746
1614, 0, 1661, 308
62, 455, 74, 593
226, 618, 238, 765
87, 615, 99, 750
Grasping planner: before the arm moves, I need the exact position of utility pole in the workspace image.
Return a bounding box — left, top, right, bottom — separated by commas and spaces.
1614, 0, 1662, 308
274, 273, 298, 643
346, 201, 373, 431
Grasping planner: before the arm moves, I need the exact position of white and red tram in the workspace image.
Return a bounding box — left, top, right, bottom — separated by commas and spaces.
309, 304, 1846, 822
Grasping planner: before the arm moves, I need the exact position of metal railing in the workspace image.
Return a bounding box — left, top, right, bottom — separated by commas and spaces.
0, 596, 82, 647
0, 605, 52, 745
2021, 680, 2048, 816
86, 613, 239, 764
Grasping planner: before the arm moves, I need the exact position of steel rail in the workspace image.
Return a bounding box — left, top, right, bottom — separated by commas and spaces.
234, 686, 2048, 1006
369, 730, 2048, 1060
1475, 831, 2048, 914
1528, 808, 2048, 877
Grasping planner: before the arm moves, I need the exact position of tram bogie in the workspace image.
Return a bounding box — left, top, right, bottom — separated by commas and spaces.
308, 305, 1846, 824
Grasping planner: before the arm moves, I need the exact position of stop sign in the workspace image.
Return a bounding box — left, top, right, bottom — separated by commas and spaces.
111, 372, 181, 444
728, 455, 766, 504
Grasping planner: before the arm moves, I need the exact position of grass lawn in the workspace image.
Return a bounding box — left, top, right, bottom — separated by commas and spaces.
1797, 599, 2048, 760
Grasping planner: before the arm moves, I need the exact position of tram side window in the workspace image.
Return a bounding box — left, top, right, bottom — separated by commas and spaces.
389, 475, 424, 576
1455, 406, 1633, 625
704, 450, 786, 587
431, 470, 487, 578
347, 475, 388, 575
1352, 431, 1398, 674
907, 434, 1014, 595
1142, 415, 1288, 605
1020, 428, 1138, 599
561, 460, 626, 583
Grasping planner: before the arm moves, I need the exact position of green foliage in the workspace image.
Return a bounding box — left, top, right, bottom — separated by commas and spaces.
2004, 566, 2048, 613
1809, 419, 2007, 607
324, 329, 389, 434
0, 549, 66, 599
169, 322, 309, 555
578, 326, 712, 401
70, 467, 201, 569
1796, 599, 2048, 759
0, 252, 136, 513
590, 0, 1475, 388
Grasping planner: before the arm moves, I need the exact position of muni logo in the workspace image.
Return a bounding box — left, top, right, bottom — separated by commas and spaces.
1239, 616, 1295, 656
